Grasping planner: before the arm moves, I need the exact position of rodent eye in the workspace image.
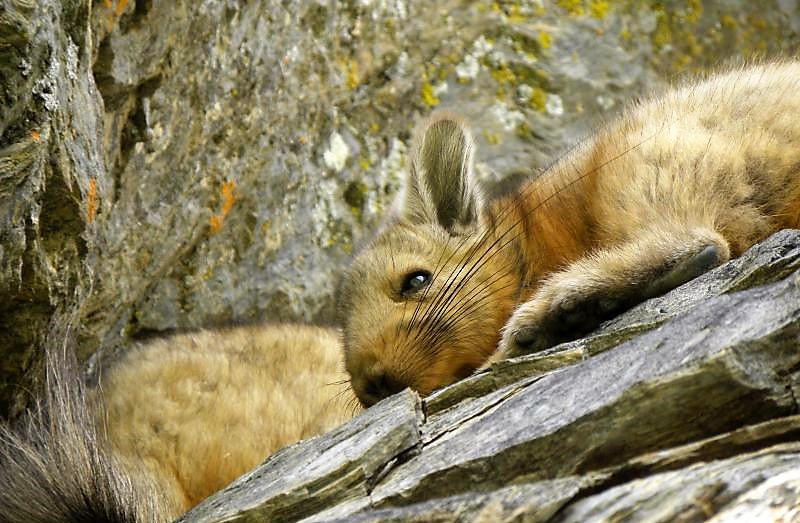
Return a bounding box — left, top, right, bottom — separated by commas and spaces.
400, 270, 432, 296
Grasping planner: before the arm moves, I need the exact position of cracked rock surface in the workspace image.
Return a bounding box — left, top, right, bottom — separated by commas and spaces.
180, 230, 800, 522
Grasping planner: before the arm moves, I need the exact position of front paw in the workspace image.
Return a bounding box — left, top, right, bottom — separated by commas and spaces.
495, 300, 553, 360
496, 283, 628, 360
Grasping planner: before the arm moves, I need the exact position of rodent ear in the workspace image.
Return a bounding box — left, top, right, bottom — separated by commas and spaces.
403, 112, 482, 232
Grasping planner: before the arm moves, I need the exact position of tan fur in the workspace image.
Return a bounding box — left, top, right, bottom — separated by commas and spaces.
97, 323, 358, 519
339, 60, 800, 407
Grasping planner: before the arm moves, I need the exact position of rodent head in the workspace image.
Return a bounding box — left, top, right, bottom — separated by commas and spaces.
338, 113, 520, 407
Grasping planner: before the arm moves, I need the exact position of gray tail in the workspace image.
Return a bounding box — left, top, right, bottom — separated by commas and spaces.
0, 328, 168, 523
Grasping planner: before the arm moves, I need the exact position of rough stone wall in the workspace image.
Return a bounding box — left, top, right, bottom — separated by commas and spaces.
1, 0, 799, 417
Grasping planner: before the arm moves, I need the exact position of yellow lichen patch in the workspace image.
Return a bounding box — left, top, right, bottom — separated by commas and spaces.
538, 31, 553, 50
685, 0, 703, 24
483, 130, 501, 145
721, 14, 737, 29
515, 121, 535, 141
421, 82, 440, 107
684, 32, 701, 57
87, 177, 99, 224
652, 10, 672, 48
490, 65, 517, 85
529, 86, 547, 112
359, 157, 371, 170
209, 180, 238, 234
346, 59, 359, 90
588, 0, 609, 19
557, 0, 585, 16
507, 4, 526, 24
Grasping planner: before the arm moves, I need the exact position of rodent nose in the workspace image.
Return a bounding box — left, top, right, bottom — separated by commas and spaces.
360, 372, 407, 407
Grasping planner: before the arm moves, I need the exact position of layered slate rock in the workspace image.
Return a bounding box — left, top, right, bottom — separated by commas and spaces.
180, 231, 800, 521
178, 391, 422, 523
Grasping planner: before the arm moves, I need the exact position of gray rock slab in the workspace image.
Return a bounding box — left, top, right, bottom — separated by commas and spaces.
454, 228, 800, 406
554, 443, 800, 522
307, 415, 800, 523
178, 390, 422, 523
706, 467, 800, 522
368, 268, 800, 507
583, 228, 800, 356
307, 477, 584, 523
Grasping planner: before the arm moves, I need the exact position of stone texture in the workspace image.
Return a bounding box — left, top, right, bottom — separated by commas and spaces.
178, 389, 422, 523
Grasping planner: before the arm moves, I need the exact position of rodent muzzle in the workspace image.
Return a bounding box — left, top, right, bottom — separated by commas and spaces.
357, 371, 407, 408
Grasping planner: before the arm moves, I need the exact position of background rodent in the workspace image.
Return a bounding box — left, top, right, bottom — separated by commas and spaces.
98, 323, 358, 518
338, 60, 800, 408
0, 324, 358, 522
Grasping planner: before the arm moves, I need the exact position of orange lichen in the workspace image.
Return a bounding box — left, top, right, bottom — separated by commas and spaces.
87, 177, 99, 224
30, 130, 41, 142
209, 215, 223, 233
115, 0, 129, 16
103, 0, 130, 31
209, 180, 238, 234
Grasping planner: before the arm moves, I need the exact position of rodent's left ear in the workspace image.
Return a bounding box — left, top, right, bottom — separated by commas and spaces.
403, 111, 483, 232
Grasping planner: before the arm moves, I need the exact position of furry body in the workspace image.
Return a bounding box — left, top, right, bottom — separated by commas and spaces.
1, 324, 357, 522
100, 324, 356, 518
339, 60, 800, 407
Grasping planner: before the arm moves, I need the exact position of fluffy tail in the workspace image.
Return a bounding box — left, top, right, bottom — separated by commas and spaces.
0, 328, 168, 523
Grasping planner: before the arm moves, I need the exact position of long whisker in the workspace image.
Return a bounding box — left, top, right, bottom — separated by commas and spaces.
409, 123, 665, 358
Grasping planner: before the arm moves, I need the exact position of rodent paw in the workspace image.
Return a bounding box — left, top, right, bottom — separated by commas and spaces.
497, 283, 628, 359
495, 302, 553, 359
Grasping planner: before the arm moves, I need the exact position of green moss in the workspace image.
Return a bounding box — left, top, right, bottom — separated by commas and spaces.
515, 120, 536, 141
343, 180, 369, 219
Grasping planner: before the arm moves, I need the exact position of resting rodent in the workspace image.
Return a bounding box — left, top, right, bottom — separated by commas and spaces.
0, 324, 358, 522
338, 60, 800, 407
98, 323, 358, 518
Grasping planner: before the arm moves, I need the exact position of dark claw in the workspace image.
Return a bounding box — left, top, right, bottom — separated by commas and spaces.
693, 245, 723, 273
598, 297, 618, 314
514, 326, 540, 348
647, 244, 724, 296
513, 326, 553, 354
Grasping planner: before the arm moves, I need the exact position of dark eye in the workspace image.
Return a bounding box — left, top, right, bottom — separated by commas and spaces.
400, 270, 432, 296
